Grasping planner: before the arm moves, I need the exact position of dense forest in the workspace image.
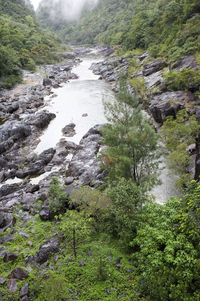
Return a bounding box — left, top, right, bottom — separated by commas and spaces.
38, 0, 200, 62
0, 0, 61, 88
0, 0, 200, 300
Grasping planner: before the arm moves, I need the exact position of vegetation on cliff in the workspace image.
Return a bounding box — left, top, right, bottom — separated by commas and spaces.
0, 0, 61, 88
37, 0, 200, 62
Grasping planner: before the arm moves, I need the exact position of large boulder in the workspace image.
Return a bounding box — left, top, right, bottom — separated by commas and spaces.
29, 111, 56, 129
60, 52, 76, 59
16, 148, 55, 178
150, 91, 195, 123
35, 238, 59, 264
143, 59, 167, 76
8, 268, 29, 280
172, 54, 199, 71
67, 125, 106, 186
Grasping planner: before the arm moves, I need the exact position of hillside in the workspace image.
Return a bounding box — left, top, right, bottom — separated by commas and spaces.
38, 0, 200, 62
0, 0, 61, 88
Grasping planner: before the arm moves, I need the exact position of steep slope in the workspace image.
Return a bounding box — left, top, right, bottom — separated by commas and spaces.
0, 0, 60, 88
38, 0, 200, 62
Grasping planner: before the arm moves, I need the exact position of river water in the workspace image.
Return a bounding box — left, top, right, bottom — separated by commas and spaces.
35, 54, 114, 153
33, 50, 179, 204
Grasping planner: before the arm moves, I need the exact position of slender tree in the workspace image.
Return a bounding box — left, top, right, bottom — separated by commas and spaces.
101, 84, 160, 189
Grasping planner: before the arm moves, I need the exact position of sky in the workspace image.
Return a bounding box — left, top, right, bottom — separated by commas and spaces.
30, 0, 41, 10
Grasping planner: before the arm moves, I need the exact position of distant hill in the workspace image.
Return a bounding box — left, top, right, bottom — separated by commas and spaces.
37, 0, 200, 62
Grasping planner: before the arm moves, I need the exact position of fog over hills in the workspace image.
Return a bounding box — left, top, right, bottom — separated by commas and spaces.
37, 0, 99, 22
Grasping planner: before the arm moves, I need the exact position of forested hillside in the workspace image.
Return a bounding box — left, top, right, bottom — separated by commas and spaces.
0, 0, 60, 88
38, 0, 200, 62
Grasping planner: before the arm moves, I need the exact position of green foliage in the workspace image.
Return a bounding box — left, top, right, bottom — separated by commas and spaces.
178, 180, 200, 243
0, 1, 61, 88
131, 196, 200, 301
165, 68, 200, 91
48, 177, 69, 216
69, 186, 111, 231
102, 178, 148, 247
102, 84, 160, 188
39, 0, 200, 62
161, 110, 200, 187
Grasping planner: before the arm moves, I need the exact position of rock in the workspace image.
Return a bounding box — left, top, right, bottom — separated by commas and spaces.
0, 277, 5, 285
8, 279, 17, 292
21, 297, 29, 301
25, 184, 40, 193
35, 238, 59, 264
67, 125, 106, 186
0, 212, 14, 232
0, 234, 14, 243
7, 103, 19, 114
65, 141, 78, 151
60, 52, 76, 59
150, 91, 194, 123
79, 259, 86, 266
172, 55, 199, 71
8, 268, 29, 280
0, 183, 21, 198
18, 231, 30, 239
43, 78, 52, 86
0, 291, 3, 301
145, 70, 164, 90
82, 113, 88, 117
30, 111, 56, 129
115, 257, 122, 264
0, 158, 7, 168
19, 282, 29, 298
39, 206, 51, 221
137, 52, 148, 62
18, 148, 55, 178
3, 252, 19, 262
143, 59, 167, 76
65, 177, 74, 185
62, 123, 76, 137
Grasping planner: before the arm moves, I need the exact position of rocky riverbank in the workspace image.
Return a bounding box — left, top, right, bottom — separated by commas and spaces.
91, 50, 200, 178
0, 47, 108, 231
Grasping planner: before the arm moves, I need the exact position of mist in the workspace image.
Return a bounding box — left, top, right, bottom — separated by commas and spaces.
39, 0, 99, 22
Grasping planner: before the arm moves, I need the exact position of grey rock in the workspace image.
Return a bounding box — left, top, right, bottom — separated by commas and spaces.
172, 54, 199, 71
8, 279, 17, 292
62, 123, 76, 137
30, 111, 56, 129
150, 91, 194, 123
39, 206, 51, 221
65, 177, 74, 185
0, 212, 14, 231
35, 238, 59, 264
43, 78, 52, 86
143, 59, 167, 76
0, 277, 5, 285
0, 234, 14, 243
21, 297, 29, 301
67, 125, 105, 186
60, 52, 76, 59
19, 282, 29, 298
9, 268, 29, 280
3, 252, 19, 262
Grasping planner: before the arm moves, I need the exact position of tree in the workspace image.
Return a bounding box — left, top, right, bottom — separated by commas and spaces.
101, 84, 160, 188
161, 110, 200, 187
131, 196, 200, 301
102, 177, 148, 247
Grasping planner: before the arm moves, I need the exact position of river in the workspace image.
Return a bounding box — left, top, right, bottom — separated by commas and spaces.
32, 50, 180, 203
